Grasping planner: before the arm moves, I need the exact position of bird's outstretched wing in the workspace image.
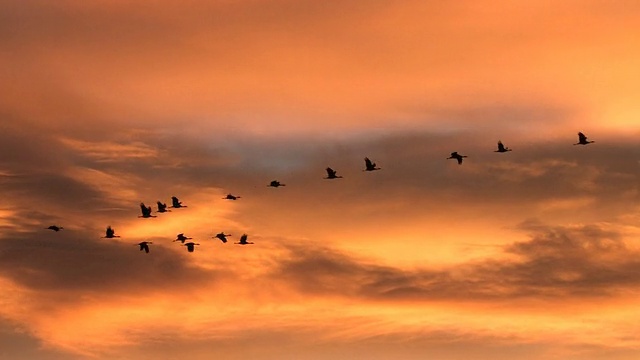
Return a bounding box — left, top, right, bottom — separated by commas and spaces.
171, 196, 184, 208
364, 157, 373, 168
157, 201, 168, 212
364, 157, 379, 170
326, 167, 336, 177
140, 203, 149, 216
578, 132, 587, 143
138, 242, 150, 253
186, 242, 199, 252
497, 141, 505, 152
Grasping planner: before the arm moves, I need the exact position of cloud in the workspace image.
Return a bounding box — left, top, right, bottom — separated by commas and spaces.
5, 0, 640, 135
58, 138, 160, 163
0, 316, 71, 360
0, 228, 220, 294
3, 1, 640, 358
272, 222, 640, 301
1, 127, 639, 358
103, 325, 553, 360
0, 197, 229, 299
500, 221, 640, 294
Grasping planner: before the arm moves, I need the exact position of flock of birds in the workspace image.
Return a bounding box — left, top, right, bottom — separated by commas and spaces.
444, 132, 593, 164
44, 132, 596, 253
45, 193, 254, 254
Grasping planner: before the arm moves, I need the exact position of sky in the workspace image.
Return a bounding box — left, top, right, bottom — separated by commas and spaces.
1, 0, 640, 359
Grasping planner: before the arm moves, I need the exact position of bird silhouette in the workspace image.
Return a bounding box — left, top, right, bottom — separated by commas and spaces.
156, 201, 170, 213
447, 152, 468, 165
235, 234, 254, 245
223, 194, 241, 200
170, 196, 187, 208
268, 180, 286, 187
139, 203, 156, 218
324, 167, 343, 179
137, 241, 152, 253
183, 242, 200, 252
574, 132, 595, 145
103, 226, 120, 238
46, 225, 63, 231
364, 157, 380, 171
494, 141, 512, 153
214, 232, 231, 243
173, 233, 192, 243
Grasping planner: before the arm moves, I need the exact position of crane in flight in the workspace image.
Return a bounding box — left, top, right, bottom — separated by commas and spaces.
103, 226, 120, 238
446, 152, 468, 165
574, 132, 595, 145
171, 196, 187, 208
139, 203, 156, 218
324, 167, 343, 179
494, 141, 512, 153
137, 241, 152, 253
235, 234, 254, 245
363, 157, 380, 171
214, 232, 231, 243
46, 225, 63, 232
157, 201, 170, 213
173, 233, 192, 243
268, 180, 286, 188
223, 194, 241, 200
183, 242, 200, 252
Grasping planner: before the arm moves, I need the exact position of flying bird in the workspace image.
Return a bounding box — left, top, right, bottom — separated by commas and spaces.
574, 132, 595, 145
103, 226, 120, 238
137, 241, 152, 253
223, 194, 241, 200
494, 141, 512, 153
364, 157, 380, 171
183, 242, 200, 252
324, 167, 343, 179
268, 180, 286, 187
235, 234, 254, 245
46, 225, 63, 232
447, 152, 468, 165
156, 201, 170, 213
139, 203, 156, 218
170, 196, 187, 208
173, 233, 192, 243
214, 232, 231, 243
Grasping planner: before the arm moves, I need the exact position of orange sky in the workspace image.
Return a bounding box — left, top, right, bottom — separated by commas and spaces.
1, 1, 640, 359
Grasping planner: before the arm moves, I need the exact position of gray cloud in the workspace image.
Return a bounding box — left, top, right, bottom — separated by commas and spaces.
96, 321, 638, 360
0, 225, 220, 295
272, 222, 640, 300
0, 317, 72, 360
2, 115, 639, 298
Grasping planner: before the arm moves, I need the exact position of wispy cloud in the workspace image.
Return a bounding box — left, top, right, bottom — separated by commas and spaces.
272, 222, 640, 300
58, 138, 160, 163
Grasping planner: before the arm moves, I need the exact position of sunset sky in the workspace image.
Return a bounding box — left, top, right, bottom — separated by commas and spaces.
2, 1, 640, 359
